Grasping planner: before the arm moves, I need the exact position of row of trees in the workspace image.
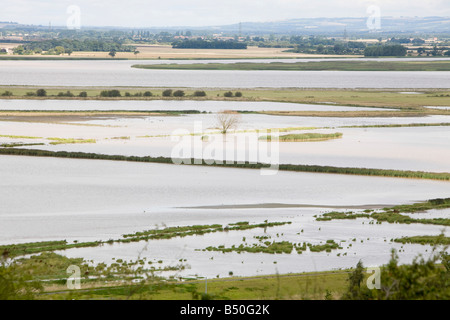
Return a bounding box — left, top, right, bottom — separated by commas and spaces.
172, 39, 247, 49
288, 39, 367, 55
23, 89, 88, 97
0, 89, 244, 98
364, 45, 407, 57
14, 39, 135, 55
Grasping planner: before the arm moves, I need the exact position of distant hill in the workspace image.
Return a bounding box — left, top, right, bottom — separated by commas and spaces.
215, 17, 450, 34
3, 17, 450, 35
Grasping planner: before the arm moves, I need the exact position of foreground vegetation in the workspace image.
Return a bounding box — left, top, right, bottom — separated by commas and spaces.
1, 248, 447, 300
1, 197, 448, 300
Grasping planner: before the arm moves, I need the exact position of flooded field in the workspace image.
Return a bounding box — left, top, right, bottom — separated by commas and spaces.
0, 59, 450, 88
0, 59, 448, 282
0, 98, 395, 112
0, 155, 448, 277
1, 110, 449, 172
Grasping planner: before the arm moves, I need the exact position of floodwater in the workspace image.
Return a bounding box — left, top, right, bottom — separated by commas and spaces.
0, 58, 449, 278
0, 59, 449, 88
2, 111, 449, 172
0, 99, 394, 112
0, 155, 448, 277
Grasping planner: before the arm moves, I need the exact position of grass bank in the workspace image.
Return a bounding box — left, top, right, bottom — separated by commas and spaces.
259, 109, 450, 118
132, 60, 450, 71
0, 148, 449, 181
1, 87, 450, 109
316, 198, 450, 226
259, 132, 343, 142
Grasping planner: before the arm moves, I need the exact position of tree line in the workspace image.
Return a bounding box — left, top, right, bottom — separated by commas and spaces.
16, 39, 135, 54
172, 39, 247, 49
364, 44, 407, 57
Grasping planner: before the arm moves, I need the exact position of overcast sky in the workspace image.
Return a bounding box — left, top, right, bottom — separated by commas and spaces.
2, 0, 449, 28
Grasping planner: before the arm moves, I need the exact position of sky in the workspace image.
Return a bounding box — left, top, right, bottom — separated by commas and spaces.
1, 0, 449, 28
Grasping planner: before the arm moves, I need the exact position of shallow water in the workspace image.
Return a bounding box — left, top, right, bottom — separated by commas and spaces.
0, 60, 449, 88
0, 155, 448, 277
0, 99, 394, 112
3, 112, 449, 172
59, 214, 447, 278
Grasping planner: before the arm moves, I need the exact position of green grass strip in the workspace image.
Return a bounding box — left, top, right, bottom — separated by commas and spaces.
393, 235, 450, 245
132, 61, 450, 72
0, 147, 449, 181
260, 132, 343, 142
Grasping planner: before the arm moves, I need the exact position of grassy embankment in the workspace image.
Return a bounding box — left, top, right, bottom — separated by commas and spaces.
259, 132, 343, 142
1, 148, 450, 181
132, 60, 450, 71
1, 87, 450, 111
316, 198, 450, 226
0, 134, 96, 145
394, 235, 450, 245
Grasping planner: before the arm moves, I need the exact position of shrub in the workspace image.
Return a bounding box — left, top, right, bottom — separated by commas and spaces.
173, 90, 185, 97
194, 90, 207, 97
162, 89, 173, 97
25, 92, 36, 96
125, 92, 131, 97
100, 90, 121, 97
78, 91, 88, 98
36, 89, 47, 97
235, 91, 243, 97
224, 91, 233, 97
1, 91, 13, 97
143, 91, 153, 97
342, 249, 450, 300
57, 91, 74, 97
0, 260, 43, 300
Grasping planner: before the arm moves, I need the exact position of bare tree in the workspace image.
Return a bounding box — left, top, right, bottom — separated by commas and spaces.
216, 110, 241, 134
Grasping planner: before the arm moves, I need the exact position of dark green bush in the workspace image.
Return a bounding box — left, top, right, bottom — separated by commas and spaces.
36, 89, 47, 97
1, 91, 13, 97
57, 91, 74, 97
173, 90, 185, 97
342, 249, 450, 300
100, 90, 121, 97
194, 91, 207, 97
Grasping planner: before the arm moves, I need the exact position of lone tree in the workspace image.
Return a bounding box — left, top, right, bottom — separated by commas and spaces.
216, 110, 241, 134
109, 49, 116, 58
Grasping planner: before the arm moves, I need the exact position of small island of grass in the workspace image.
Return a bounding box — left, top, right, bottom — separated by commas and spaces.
259, 132, 343, 142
